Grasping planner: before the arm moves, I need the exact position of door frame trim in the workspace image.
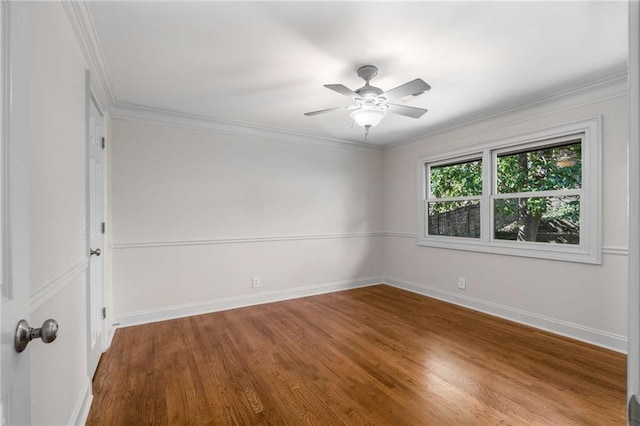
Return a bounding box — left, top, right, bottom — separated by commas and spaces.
628, 0, 640, 419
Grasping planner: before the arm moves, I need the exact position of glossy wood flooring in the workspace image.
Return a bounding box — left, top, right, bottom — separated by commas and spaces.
87, 285, 626, 425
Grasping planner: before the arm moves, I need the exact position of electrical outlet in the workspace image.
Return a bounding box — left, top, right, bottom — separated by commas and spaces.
252, 276, 261, 288
458, 277, 467, 290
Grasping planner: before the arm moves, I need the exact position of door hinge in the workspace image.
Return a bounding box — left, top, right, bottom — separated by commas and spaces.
101, 222, 106, 234
101, 137, 105, 149
102, 307, 107, 319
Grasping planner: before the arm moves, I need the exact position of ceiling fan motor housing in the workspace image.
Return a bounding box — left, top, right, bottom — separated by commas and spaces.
356, 65, 386, 107
356, 65, 379, 82
356, 85, 384, 99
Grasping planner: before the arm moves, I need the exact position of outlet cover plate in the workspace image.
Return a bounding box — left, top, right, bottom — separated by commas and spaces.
458, 277, 467, 290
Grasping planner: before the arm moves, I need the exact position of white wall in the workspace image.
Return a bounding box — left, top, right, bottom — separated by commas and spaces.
382, 79, 628, 351
110, 79, 629, 353
11, 1, 96, 424
111, 119, 384, 325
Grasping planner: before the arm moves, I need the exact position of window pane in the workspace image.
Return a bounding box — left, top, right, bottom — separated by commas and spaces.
429, 159, 482, 198
428, 200, 480, 238
494, 196, 579, 244
497, 142, 581, 193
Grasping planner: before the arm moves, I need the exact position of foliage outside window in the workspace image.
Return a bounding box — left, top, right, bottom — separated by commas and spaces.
494, 141, 582, 244
428, 159, 482, 238
418, 119, 601, 264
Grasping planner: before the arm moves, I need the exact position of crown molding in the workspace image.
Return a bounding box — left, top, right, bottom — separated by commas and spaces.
62, 0, 382, 155
62, 0, 116, 107
385, 70, 629, 154
63, 1, 627, 155
111, 102, 383, 155
110, 69, 626, 156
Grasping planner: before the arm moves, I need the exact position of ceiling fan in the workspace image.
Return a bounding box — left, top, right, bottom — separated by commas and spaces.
304, 65, 431, 138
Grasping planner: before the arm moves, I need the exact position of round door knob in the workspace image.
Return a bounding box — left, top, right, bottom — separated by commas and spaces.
14, 319, 59, 353
90, 248, 101, 257
39, 319, 59, 343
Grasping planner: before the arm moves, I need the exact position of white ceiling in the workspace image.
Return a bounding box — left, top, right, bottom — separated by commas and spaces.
87, 1, 628, 146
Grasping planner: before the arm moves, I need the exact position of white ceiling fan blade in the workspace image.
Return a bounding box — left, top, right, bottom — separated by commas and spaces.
304, 105, 351, 116
387, 103, 428, 118
382, 79, 431, 101
324, 84, 362, 100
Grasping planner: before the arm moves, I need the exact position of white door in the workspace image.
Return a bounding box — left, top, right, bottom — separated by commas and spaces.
1, 2, 32, 423
87, 93, 105, 378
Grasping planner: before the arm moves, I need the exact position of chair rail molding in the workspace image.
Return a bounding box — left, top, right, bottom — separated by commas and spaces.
112, 231, 384, 250
29, 258, 89, 313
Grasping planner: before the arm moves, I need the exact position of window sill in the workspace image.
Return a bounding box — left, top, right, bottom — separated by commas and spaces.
417, 237, 601, 264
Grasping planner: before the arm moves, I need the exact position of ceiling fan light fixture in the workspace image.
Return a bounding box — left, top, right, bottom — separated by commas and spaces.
351, 106, 386, 128
304, 65, 430, 137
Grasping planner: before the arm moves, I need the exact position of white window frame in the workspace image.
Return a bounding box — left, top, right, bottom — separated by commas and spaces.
417, 117, 601, 264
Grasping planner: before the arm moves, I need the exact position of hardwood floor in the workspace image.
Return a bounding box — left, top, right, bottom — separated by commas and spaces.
87, 285, 626, 425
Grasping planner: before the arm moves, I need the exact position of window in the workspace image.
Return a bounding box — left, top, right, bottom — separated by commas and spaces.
494, 140, 582, 244
427, 157, 482, 238
418, 118, 601, 263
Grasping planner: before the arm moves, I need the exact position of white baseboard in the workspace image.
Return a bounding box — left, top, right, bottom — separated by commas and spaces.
115, 276, 383, 328
113, 275, 626, 353
382, 276, 627, 353
68, 376, 93, 426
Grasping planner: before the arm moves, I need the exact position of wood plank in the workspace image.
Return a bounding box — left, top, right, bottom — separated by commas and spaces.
87, 285, 626, 425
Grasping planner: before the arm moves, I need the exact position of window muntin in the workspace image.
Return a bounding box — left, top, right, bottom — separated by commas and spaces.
417, 118, 600, 264
426, 157, 482, 239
